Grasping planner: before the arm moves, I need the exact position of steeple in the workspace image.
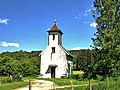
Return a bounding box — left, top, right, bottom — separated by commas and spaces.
47, 18, 63, 45
47, 18, 63, 35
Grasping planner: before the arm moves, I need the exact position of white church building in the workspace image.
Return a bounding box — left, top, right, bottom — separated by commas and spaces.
40, 19, 73, 78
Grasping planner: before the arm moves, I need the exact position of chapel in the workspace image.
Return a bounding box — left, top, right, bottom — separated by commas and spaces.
40, 19, 73, 78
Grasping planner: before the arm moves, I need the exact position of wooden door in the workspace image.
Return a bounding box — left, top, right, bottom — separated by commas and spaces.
51, 67, 55, 78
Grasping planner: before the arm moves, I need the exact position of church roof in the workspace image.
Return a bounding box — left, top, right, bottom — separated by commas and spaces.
47, 18, 63, 34
58, 45, 74, 59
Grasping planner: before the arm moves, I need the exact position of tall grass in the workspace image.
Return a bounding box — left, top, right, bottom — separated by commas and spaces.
0, 82, 28, 90
55, 76, 120, 90
92, 80, 120, 90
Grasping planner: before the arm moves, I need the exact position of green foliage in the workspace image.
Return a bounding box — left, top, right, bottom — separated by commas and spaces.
0, 76, 12, 84
92, 0, 120, 77
69, 50, 79, 70
70, 50, 98, 79
70, 49, 95, 71
0, 50, 41, 77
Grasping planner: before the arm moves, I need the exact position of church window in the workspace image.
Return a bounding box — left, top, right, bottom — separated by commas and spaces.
53, 34, 55, 40
52, 47, 55, 53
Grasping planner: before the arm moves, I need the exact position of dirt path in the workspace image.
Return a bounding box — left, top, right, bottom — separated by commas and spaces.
15, 80, 88, 90
15, 80, 54, 90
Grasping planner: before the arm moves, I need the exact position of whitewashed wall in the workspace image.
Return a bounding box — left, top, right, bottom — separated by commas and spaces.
40, 44, 68, 78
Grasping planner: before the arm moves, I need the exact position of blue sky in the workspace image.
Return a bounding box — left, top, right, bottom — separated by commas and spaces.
0, 0, 97, 52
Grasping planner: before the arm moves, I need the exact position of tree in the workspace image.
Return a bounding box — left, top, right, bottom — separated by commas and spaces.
0, 56, 13, 76
0, 50, 41, 77
69, 50, 79, 70
92, 0, 120, 76
92, 0, 120, 88
75, 49, 97, 90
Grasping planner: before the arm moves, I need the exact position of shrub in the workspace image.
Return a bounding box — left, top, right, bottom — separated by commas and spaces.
0, 76, 12, 84
12, 74, 22, 81
72, 74, 83, 80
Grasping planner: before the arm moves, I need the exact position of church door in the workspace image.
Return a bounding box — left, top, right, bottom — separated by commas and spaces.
51, 67, 55, 78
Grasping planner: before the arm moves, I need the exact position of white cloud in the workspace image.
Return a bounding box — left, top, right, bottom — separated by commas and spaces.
47, 28, 50, 31
83, 13, 88, 16
85, 9, 91, 12
73, 13, 82, 20
90, 5, 93, 8
71, 47, 85, 50
0, 42, 19, 48
90, 22, 97, 27
83, 8, 91, 17
83, 21, 90, 24
0, 18, 10, 25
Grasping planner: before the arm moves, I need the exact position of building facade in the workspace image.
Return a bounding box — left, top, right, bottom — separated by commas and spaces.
40, 19, 73, 78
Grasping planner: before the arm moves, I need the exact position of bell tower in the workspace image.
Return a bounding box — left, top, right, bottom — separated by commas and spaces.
47, 18, 63, 46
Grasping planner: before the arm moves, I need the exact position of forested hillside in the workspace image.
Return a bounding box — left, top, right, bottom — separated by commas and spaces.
0, 49, 119, 78
0, 50, 92, 76
0, 50, 41, 76
70, 49, 94, 70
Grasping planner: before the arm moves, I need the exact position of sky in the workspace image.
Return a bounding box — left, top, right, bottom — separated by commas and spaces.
0, 0, 97, 53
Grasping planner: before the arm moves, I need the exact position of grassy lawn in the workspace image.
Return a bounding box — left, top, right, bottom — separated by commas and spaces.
0, 74, 119, 90
23, 76, 37, 81
38, 70, 98, 86
49, 78, 120, 90
50, 76, 120, 90
0, 76, 37, 90
56, 80, 120, 90
38, 78, 99, 86
0, 81, 28, 90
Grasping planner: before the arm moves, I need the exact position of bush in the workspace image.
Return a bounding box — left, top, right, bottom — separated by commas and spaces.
61, 76, 67, 79
72, 74, 83, 80
0, 75, 22, 84
95, 75, 104, 81
0, 76, 12, 84
12, 74, 22, 81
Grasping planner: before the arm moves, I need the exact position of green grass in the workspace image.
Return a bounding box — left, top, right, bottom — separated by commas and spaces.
0, 81, 28, 90
0, 74, 119, 90
38, 71, 87, 86
23, 76, 37, 81
49, 78, 88, 86
38, 78, 99, 86
73, 70, 84, 75
53, 76, 120, 90
53, 80, 120, 90
0, 76, 37, 90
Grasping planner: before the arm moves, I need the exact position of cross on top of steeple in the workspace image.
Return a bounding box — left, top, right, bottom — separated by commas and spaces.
54, 18, 57, 24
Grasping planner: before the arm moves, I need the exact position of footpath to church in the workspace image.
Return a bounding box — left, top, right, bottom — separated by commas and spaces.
15, 80, 88, 90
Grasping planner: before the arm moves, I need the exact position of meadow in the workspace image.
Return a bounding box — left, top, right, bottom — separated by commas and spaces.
0, 72, 120, 90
